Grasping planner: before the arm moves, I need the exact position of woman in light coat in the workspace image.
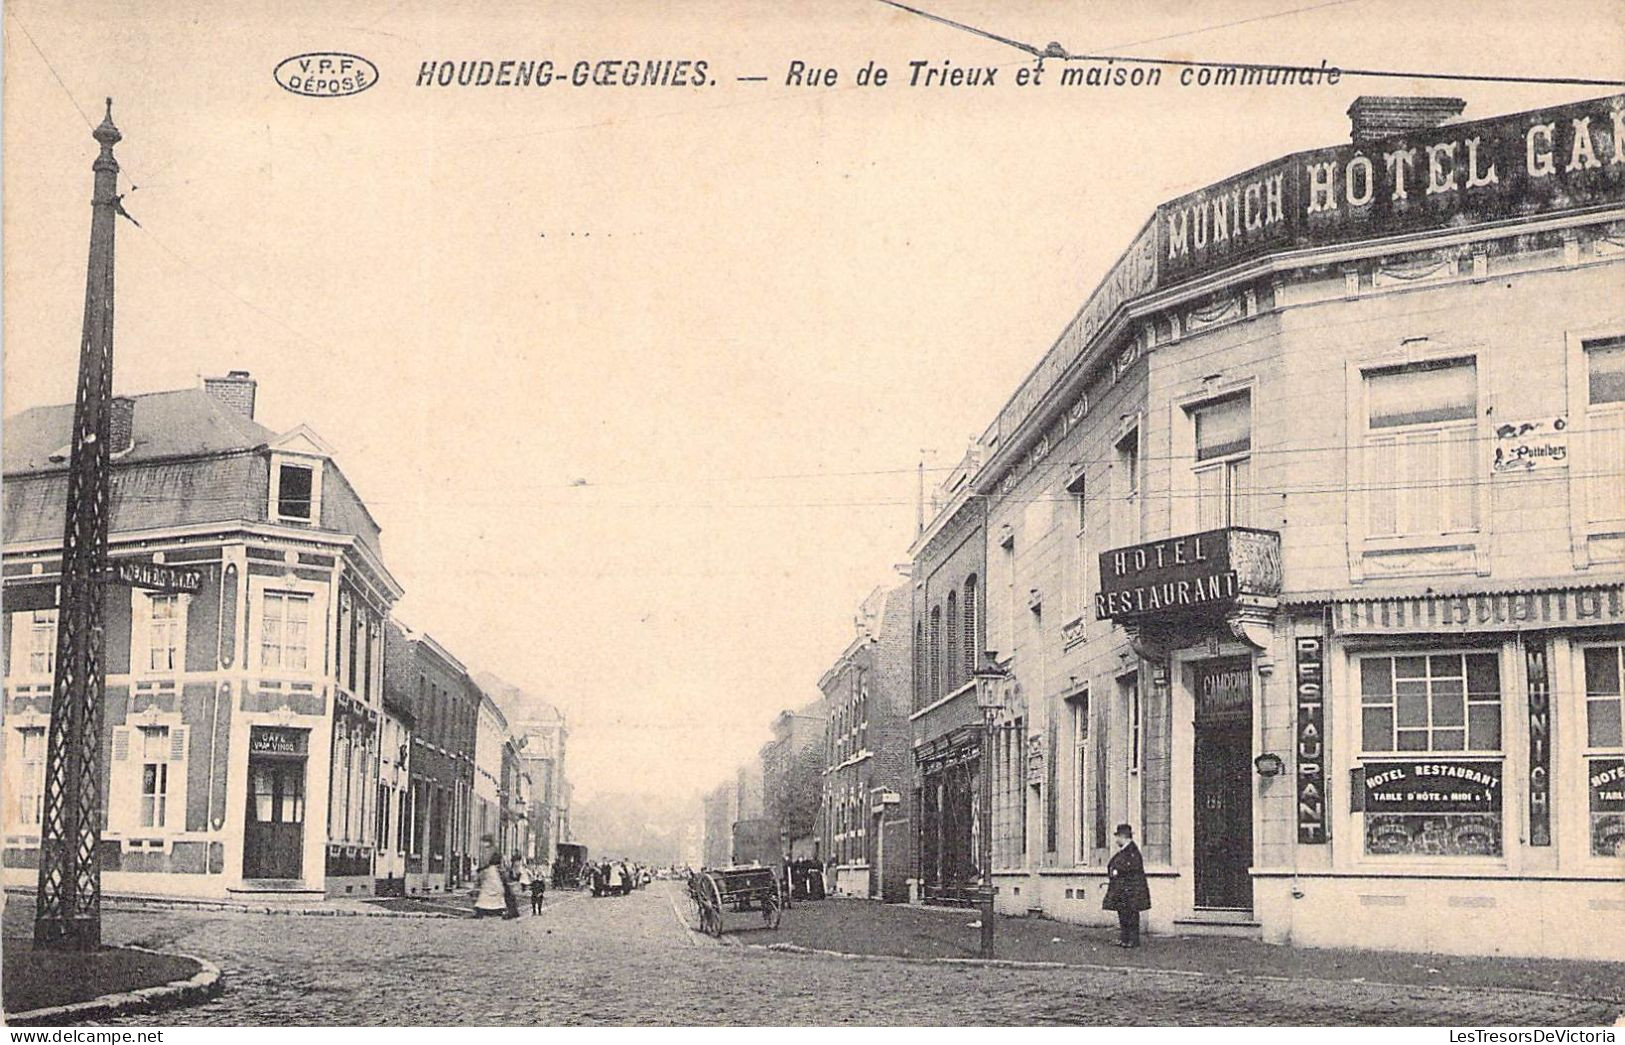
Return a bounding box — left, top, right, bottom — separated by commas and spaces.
472, 852, 509, 919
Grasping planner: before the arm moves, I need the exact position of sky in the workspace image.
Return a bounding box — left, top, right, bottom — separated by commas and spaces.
4, 0, 1622, 805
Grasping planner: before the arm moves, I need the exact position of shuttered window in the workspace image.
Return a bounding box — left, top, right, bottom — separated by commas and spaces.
1585, 338, 1625, 528
1364, 359, 1478, 538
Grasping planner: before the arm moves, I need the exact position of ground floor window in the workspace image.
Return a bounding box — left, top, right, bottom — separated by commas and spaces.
992, 719, 1025, 869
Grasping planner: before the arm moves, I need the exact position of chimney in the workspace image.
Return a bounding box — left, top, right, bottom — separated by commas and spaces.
203, 370, 257, 420
109, 396, 135, 454
1347, 96, 1466, 145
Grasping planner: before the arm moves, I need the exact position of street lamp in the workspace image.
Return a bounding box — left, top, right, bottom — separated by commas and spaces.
971, 652, 1011, 960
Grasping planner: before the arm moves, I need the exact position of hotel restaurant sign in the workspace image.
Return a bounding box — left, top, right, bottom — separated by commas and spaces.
1160, 93, 1625, 285
1096, 527, 1282, 621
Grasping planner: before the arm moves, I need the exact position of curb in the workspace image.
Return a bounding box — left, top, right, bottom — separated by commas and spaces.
5, 946, 224, 1027
745, 942, 1623, 1008
102, 899, 460, 920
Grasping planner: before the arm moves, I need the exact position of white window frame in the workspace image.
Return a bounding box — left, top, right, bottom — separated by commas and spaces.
1180, 386, 1256, 532
269, 452, 324, 525
109, 710, 188, 841
1565, 326, 1625, 569
1068, 690, 1090, 865
1357, 648, 1504, 756
8, 722, 49, 832
131, 590, 189, 678
1112, 416, 1144, 547
259, 589, 314, 674
1344, 343, 1488, 581
1582, 643, 1625, 755
9, 609, 59, 680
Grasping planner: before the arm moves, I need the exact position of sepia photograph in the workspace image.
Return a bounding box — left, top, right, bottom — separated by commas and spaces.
1, 0, 1623, 1029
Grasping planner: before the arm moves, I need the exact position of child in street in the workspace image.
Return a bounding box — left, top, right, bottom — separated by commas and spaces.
529, 865, 546, 914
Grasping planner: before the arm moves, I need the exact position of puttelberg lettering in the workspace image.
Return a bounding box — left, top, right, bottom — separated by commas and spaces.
1095, 570, 1238, 618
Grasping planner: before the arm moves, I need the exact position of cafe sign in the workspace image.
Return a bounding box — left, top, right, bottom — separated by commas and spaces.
250, 726, 308, 757
1096, 527, 1281, 621
1364, 760, 1502, 814
106, 559, 204, 593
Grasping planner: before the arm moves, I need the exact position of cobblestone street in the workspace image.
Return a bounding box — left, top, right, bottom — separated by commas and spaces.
8, 885, 1614, 1026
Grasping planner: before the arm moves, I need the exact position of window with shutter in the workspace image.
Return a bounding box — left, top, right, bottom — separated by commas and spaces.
1364, 358, 1479, 538
1585, 338, 1625, 529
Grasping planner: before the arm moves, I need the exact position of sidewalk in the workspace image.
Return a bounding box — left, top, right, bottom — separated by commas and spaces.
755, 899, 1625, 1001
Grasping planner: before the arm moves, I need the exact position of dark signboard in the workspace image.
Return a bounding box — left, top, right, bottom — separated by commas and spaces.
1295, 634, 1328, 844
1160, 93, 1625, 287
250, 726, 308, 757
2, 581, 59, 612
1196, 658, 1251, 718
1364, 760, 1502, 814
1527, 644, 1552, 847
106, 559, 204, 593
1589, 758, 1625, 858
1096, 527, 1281, 621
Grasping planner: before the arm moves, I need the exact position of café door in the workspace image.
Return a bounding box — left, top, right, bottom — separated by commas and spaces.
1193, 658, 1254, 910
243, 755, 306, 879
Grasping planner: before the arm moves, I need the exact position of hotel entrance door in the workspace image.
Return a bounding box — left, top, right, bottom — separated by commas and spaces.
1193, 658, 1253, 910
243, 727, 308, 880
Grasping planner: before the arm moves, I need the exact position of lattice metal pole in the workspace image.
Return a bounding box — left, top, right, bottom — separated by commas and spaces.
35, 99, 123, 951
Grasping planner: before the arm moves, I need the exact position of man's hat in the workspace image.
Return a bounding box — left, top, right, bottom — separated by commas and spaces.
1114, 823, 1134, 838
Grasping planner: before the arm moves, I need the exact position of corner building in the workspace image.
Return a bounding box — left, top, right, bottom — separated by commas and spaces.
950, 94, 1625, 960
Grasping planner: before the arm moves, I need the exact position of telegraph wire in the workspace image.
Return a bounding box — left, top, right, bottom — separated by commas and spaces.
6, 7, 94, 129
875, 0, 1625, 88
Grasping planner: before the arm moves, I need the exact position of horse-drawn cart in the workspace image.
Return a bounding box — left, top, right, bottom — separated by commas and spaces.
688, 866, 782, 936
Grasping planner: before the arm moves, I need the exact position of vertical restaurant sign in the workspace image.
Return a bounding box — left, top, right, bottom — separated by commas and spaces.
1526, 642, 1552, 847
1159, 93, 1625, 286
1295, 634, 1328, 844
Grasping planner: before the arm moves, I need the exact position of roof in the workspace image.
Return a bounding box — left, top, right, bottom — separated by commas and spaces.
471, 670, 563, 727
4, 388, 276, 475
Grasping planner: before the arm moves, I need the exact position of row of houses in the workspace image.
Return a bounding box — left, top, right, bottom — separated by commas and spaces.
1, 371, 572, 899
707, 92, 1625, 963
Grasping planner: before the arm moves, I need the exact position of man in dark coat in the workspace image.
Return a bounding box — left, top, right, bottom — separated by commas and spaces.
1102, 823, 1151, 947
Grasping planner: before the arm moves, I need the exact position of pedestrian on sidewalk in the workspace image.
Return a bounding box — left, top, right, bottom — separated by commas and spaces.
529, 864, 547, 914
472, 851, 509, 920
1102, 823, 1151, 948
503, 854, 524, 919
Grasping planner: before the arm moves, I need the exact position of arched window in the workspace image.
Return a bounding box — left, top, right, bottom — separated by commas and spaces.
929, 605, 943, 700
945, 591, 959, 694
963, 574, 980, 674
914, 622, 925, 708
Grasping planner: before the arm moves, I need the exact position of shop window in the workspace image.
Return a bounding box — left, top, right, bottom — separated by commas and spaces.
259, 590, 311, 672
1585, 645, 1624, 750
1584, 337, 1625, 529
1360, 651, 1502, 858
1190, 392, 1253, 529
145, 594, 182, 672
1361, 652, 1501, 752
1364, 358, 1478, 538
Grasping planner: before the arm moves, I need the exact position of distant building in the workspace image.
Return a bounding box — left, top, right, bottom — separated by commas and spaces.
383, 623, 477, 894
474, 671, 570, 867
701, 781, 735, 868
760, 702, 826, 862
819, 584, 913, 900
2, 373, 402, 900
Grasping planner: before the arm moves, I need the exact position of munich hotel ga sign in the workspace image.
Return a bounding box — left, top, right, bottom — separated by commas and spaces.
1159, 93, 1625, 283
987, 95, 1624, 496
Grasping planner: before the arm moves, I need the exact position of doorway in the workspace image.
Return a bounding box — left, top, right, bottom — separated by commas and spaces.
243, 754, 306, 879
1192, 657, 1253, 910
